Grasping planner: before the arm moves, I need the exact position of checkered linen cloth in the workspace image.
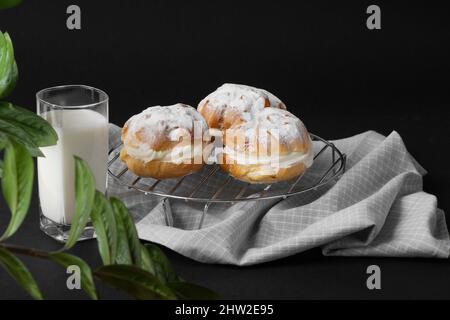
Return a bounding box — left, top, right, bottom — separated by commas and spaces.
108, 124, 450, 265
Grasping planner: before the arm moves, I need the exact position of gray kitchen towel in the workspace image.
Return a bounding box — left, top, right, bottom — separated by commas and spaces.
108, 124, 450, 265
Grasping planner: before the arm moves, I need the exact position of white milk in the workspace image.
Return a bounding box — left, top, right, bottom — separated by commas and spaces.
38, 109, 108, 224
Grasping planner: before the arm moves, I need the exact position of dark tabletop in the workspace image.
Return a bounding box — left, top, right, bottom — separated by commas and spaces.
0, 0, 449, 300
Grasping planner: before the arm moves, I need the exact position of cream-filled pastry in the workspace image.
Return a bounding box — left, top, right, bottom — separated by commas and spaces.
220, 108, 313, 183
120, 104, 209, 179
197, 83, 286, 132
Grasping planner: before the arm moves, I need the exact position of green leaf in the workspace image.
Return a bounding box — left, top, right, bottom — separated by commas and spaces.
95, 265, 177, 300
0, 140, 33, 240
91, 191, 117, 265
0, 102, 58, 148
139, 244, 155, 274
49, 252, 97, 300
113, 218, 132, 264
11, 136, 42, 157
0, 0, 22, 10
140, 244, 221, 299
0, 32, 18, 98
143, 243, 180, 284
64, 156, 96, 249
0, 113, 43, 157
168, 282, 221, 300
110, 197, 141, 266
0, 248, 42, 300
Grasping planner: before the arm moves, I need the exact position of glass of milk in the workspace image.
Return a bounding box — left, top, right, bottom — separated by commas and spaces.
36, 85, 108, 242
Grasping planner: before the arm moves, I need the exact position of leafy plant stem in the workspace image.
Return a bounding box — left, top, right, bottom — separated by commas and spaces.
0, 242, 50, 259
0, 242, 103, 283
0, 242, 114, 281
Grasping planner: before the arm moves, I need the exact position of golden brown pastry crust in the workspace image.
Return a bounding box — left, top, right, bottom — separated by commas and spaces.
120, 148, 203, 179
219, 159, 307, 184
198, 100, 246, 131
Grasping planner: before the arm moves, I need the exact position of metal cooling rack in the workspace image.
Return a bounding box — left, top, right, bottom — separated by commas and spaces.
108, 134, 346, 228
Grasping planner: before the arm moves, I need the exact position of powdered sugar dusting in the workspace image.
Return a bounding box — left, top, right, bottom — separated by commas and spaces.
198, 83, 286, 117
124, 103, 207, 147
230, 108, 311, 153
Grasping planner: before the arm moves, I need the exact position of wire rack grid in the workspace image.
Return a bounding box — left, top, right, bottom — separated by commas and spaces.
108, 134, 346, 229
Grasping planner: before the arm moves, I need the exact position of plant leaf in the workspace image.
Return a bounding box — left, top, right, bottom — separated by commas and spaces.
95, 265, 177, 300
109, 197, 141, 266
0, 139, 33, 240
0, 32, 18, 98
143, 243, 180, 284
49, 252, 97, 300
0, 102, 58, 148
0, 114, 43, 157
90, 191, 117, 265
0, 0, 22, 10
112, 216, 132, 265
141, 244, 221, 299
64, 156, 96, 249
139, 244, 155, 274
0, 248, 42, 300
168, 282, 221, 300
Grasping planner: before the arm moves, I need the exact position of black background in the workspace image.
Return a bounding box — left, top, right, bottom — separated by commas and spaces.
0, 0, 449, 299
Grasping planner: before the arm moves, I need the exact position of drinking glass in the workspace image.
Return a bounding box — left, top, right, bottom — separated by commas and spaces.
36, 85, 109, 242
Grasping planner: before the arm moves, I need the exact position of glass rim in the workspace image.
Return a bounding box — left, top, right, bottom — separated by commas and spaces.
36, 84, 109, 109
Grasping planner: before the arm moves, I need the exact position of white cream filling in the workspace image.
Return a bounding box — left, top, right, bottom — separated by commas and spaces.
223, 146, 314, 170
126, 143, 204, 164
125, 140, 314, 172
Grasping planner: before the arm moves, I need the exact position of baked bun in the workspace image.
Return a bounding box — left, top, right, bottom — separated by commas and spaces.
120, 104, 209, 179
197, 83, 286, 131
220, 108, 313, 184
